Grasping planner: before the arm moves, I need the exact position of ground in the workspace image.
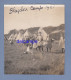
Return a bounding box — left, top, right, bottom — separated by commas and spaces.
4, 40, 65, 75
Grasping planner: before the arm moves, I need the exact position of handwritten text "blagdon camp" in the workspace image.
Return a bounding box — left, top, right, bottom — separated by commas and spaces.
9, 6, 55, 14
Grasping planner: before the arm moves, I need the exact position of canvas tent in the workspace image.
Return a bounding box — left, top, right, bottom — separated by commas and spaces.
8, 34, 15, 40
13, 33, 18, 40
23, 30, 32, 40
4, 36, 7, 40
33, 33, 37, 38
16, 32, 23, 40
37, 27, 49, 41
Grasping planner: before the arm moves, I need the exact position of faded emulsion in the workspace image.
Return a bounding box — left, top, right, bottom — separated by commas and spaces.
4, 5, 65, 75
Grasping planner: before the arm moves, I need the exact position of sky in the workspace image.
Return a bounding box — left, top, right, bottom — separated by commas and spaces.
4, 5, 65, 34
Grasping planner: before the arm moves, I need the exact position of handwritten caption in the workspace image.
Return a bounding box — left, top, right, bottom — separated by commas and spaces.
9, 5, 55, 14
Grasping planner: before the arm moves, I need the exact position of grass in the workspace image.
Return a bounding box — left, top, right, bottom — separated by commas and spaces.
4, 40, 65, 74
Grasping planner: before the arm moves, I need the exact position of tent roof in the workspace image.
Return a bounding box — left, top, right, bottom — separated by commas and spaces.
24, 30, 32, 37
38, 27, 48, 36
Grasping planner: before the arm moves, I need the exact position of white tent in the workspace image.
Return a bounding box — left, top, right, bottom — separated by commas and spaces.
4, 36, 7, 40
8, 34, 14, 40
13, 33, 18, 40
33, 33, 37, 38
16, 32, 23, 40
38, 27, 49, 41
23, 30, 32, 40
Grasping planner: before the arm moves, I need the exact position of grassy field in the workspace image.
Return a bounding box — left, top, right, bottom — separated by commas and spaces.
4, 40, 65, 75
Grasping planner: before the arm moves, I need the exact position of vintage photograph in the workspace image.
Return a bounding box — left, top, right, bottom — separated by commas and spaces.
4, 5, 65, 74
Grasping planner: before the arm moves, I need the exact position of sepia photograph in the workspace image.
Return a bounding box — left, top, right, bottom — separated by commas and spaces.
4, 4, 65, 74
